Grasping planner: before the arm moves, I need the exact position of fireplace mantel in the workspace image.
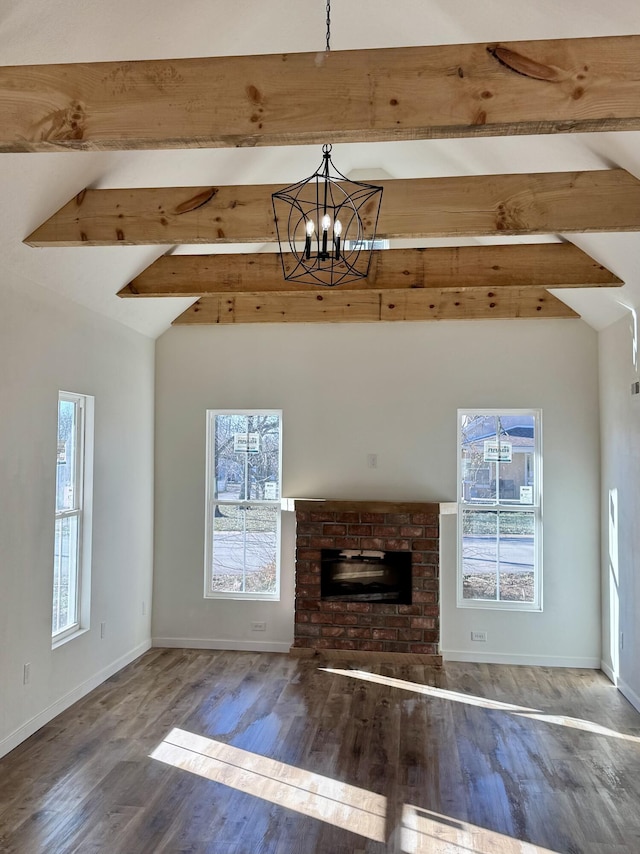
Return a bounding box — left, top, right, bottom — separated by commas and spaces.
291, 499, 452, 666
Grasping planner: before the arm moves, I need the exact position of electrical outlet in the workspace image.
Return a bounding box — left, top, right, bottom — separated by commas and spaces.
23, 663, 31, 685
251, 621, 267, 632
367, 453, 378, 469
471, 630, 487, 642
100, 621, 106, 639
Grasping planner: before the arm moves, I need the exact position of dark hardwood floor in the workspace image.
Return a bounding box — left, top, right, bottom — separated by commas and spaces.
1, 649, 639, 853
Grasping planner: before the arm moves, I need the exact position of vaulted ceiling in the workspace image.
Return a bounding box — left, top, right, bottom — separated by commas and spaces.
2, 0, 639, 338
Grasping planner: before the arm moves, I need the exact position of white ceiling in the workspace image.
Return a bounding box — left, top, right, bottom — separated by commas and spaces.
1, 0, 639, 339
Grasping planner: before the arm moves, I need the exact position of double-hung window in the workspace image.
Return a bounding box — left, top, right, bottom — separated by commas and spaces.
205, 410, 282, 600
458, 410, 542, 610
53, 391, 93, 643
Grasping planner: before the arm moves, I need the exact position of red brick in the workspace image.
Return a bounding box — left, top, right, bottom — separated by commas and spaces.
311, 511, 336, 522
330, 613, 356, 626
322, 626, 346, 638
347, 602, 373, 613
410, 617, 435, 629
410, 643, 438, 655
347, 627, 372, 639
398, 629, 424, 643
334, 639, 358, 650
348, 524, 372, 536
384, 538, 411, 551
372, 628, 397, 641
323, 523, 347, 536
297, 598, 320, 611
422, 604, 440, 616
323, 601, 349, 612
295, 611, 310, 623
412, 591, 436, 604
411, 513, 437, 525
311, 611, 332, 624
424, 526, 439, 538
298, 573, 319, 586
297, 624, 321, 637
359, 641, 384, 652
296, 510, 310, 522
293, 637, 313, 648
333, 537, 360, 549
422, 631, 439, 643
400, 525, 424, 538
360, 512, 385, 523
335, 512, 361, 523
296, 535, 310, 548
296, 585, 320, 599
412, 565, 436, 578
309, 536, 336, 548
297, 522, 323, 535
360, 537, 385, 550
412, 539, 438, 551
385, 513, 411, 525
412, 551, 439, 565
374, 604, 399, 615
315, 638, 335, 649
297, 549, 322, 560
373, 525, 400, 537
385, 616, 410, 628
398, 604, 422, 616
383, 641, 411, 653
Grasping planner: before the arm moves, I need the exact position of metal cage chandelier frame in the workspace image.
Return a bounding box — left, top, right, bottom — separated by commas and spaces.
270, 2, 384, 287
271, 144, 384, 287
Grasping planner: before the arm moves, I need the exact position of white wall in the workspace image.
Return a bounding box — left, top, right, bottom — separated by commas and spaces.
0, 274, 155, 758
599, 314, 640, 710
153, 320, 600, 667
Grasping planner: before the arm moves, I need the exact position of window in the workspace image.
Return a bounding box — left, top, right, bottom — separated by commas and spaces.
53, 391, 94, 643
457, 410, 542, 610
205, 411, 282, 600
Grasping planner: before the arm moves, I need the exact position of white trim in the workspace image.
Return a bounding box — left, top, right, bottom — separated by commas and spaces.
600, 660, 617, 685
0, 640, 151, 760
152, 637, 291, 653
617, 678, 640, 713
442, 649, 600, 668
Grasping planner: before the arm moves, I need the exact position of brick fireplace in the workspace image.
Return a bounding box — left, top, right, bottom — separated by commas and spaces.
291, 500, 445, 665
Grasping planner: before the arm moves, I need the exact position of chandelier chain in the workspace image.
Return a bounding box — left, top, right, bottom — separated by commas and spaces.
326, 0, 331, 51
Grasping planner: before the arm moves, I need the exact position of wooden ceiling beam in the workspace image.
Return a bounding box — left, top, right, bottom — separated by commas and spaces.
173, 289, 579, 325
2, 36, 640, 153
118, 244, 621, 298
26, 170, 640, 247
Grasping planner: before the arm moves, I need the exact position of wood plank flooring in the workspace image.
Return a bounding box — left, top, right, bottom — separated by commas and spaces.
1, 650, 639, 853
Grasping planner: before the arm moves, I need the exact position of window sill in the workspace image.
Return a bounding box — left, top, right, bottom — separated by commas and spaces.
52, 627, 89, 650
457, 599, 542, 613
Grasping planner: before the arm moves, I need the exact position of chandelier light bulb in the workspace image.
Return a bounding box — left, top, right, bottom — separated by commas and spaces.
306, 219, 315, 236
333, 220, 342, 237
321, 214, 331, 232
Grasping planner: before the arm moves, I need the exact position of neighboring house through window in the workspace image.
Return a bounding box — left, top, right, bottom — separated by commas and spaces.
53, 391, 94, 644
458, 409, 542, 610
205, 410, 282, 600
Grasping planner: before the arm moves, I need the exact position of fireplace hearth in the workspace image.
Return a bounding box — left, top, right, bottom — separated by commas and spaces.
292, 499, 447, 664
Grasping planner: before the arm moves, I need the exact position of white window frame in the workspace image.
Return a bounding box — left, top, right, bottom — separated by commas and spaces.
204, 409, 282, 601
52, 391, 94, 647
457, 408, 542, 612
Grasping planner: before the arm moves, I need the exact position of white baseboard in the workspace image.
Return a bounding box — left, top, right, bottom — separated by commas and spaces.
152, 637, 292, 654
0, 640, 151, 760
617, 678, 640, 713
442, 649, 601, 668
600, 660, 617, 685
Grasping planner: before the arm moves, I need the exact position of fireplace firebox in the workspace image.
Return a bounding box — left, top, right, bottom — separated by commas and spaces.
321, 548, 412, 604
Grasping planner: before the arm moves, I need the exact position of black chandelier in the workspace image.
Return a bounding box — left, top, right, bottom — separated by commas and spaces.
271, 2, 383, 287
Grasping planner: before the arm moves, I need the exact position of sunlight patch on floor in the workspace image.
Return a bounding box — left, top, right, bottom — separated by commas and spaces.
322, 668, 640, 744
150, 727, 387, 842
401, 805, 559, 854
